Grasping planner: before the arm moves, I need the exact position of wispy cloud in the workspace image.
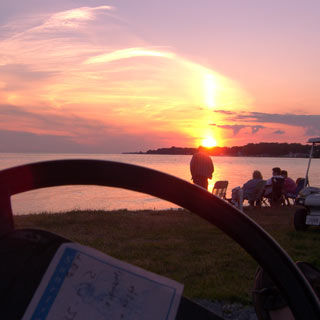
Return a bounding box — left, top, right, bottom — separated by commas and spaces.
0, 64, 56, 91
214, 110, 320, 136
211, 123, 266, 135
251, 125, 266, 134
273, 130, 285, 135
0, 129, 85, 153
211, 124, 246, 135
0, 5, 256, 151
0, 104, 107, 138
0, 5, 251, 146
239, 112, 320, 136
46, 6, 114, 26
214, 109, 236, 115
84, 47, 176, 64
3, 6, 114, 33
0, 103, 192, 152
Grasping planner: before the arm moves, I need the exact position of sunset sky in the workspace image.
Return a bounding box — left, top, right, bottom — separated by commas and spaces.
1, 0, 319, 153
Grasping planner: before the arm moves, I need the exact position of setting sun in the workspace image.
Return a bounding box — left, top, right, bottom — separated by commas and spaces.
201, 137, 217, 148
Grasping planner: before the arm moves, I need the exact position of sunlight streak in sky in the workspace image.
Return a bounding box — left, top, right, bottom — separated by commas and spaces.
0, 4, 255, 151
85, 48, 176, 64
204, 73, 216, 108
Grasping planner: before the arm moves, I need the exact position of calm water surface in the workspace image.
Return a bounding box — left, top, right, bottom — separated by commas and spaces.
0, 153, 319, 215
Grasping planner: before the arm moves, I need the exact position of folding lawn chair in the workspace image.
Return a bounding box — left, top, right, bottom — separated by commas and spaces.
284, 178, 305, 206
261, 177, 285, 207
212, 180, 228, 199
245, 180, 266, 208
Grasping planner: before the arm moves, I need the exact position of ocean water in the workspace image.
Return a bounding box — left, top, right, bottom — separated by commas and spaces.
0, 153, 319, 215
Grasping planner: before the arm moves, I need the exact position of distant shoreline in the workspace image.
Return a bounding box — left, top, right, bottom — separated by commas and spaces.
123, 152, 311, 158
123, 142, 318, 158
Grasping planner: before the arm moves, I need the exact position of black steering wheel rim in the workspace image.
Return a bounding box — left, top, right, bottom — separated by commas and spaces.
0, 159, 319, 319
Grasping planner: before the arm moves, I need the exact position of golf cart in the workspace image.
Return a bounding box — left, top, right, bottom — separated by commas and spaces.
0, 159, 320, 319
294, 137, 320, 231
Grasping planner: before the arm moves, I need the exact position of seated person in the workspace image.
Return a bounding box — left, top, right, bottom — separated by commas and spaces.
263, 167, 284, 199
243, 170, 263, 201
281, 170, 297, 196
231, 170, 263, 207
286, 177, 305, 199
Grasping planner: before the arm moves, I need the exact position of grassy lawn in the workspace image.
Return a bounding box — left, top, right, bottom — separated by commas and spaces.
14, 206, 320, 305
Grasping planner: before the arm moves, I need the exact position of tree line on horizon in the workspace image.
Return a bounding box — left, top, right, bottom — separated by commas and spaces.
129, 142, 320, 158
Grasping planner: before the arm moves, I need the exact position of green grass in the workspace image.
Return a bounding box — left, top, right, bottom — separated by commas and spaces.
14, 206, 320, 304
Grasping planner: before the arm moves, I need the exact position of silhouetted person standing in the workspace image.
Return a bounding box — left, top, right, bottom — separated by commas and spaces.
190, 146, 214, 190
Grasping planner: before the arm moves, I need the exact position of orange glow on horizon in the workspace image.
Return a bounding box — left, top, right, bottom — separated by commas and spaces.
0, 6, 255, 152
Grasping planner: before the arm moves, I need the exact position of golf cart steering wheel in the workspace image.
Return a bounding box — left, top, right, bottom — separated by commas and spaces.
0, 159, 319, 319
